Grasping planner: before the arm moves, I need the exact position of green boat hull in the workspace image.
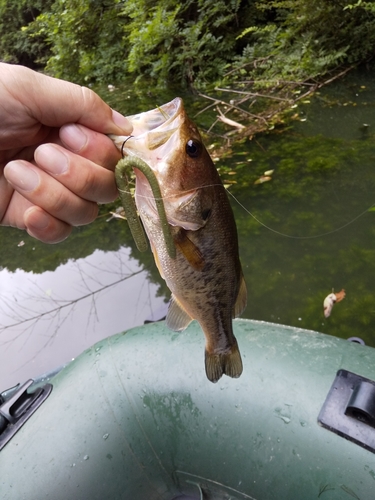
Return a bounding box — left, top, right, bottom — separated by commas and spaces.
1, 319, 375, 499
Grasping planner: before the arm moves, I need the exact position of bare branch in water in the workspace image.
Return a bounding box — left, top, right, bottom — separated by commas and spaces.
0, 265, 144, 338
197, 65, 357, 148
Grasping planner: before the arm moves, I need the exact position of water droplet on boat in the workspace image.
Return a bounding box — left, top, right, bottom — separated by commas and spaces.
280, 416, 291, 424
83, 455, 89, 461
103, 433, 109, 440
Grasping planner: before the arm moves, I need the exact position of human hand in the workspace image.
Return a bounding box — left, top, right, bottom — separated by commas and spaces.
0, 63, 132, 243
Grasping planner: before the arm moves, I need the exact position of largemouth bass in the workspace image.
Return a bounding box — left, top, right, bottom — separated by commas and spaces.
112, 98, 247, 383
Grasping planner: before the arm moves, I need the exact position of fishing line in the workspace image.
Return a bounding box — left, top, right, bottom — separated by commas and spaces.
114, 174, 375, 240
226, 190, 375, 239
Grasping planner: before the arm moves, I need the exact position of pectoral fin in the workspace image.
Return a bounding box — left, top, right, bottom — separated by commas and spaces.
233, 273, 247, 318
174, 230, 205, 271
166, 295, 193, 332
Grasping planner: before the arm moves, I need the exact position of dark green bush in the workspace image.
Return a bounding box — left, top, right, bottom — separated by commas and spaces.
1, 0, 375, 89
0, 0, 53, 67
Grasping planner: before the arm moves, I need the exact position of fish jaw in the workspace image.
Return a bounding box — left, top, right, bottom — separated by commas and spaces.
110, 98, 184, 171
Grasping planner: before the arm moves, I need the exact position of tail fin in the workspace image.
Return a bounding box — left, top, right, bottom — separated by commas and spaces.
205, 344, 243, 383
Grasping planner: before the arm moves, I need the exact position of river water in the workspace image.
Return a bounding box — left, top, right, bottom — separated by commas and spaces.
1, 68, 375, 388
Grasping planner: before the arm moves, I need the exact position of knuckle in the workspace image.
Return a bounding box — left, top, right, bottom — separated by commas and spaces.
76, 166, 98, 197
80, 86, 98, 112
51, 187, 98, 226
77, 202, 98, 226
50, 188, 70, 216
73, 165, 115, 203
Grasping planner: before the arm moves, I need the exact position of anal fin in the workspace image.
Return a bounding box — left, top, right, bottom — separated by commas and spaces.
233, 273, 247, 318
205, 342, 243, 383
166, 295, 193, 332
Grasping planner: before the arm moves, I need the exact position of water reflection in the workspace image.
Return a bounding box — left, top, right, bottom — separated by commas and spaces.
0, 245, 165, 388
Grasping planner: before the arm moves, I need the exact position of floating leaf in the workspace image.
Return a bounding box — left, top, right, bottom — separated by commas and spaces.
254, 176, 272, 185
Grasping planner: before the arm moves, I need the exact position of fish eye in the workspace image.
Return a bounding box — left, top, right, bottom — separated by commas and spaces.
186, 139, 202, 158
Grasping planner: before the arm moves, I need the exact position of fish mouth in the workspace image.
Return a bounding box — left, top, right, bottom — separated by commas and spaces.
110, 98, 184, 167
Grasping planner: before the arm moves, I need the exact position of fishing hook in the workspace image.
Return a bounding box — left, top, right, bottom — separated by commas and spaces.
121, 136, 134, 157
115, 156, 176, 258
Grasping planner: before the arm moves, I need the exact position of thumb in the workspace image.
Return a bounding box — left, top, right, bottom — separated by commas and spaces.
1, 63, 132, 135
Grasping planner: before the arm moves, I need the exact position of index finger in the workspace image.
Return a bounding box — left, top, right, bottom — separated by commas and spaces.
0, 63, 132, 136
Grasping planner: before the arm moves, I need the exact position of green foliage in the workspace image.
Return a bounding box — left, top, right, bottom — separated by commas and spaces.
0, 0, 53, 67
24, 0, 243, 86
121, 0, 241, 87
25, 0, 128, 83
231, 0, 375, 86
2, 0, 375, 91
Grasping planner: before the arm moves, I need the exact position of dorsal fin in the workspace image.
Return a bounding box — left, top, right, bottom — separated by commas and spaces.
166, 295, 193, 332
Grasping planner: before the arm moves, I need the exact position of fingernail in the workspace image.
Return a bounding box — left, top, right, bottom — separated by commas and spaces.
35, 144, 69, 175
4, 162, 40, 192
112, 110, 133, 134
60, 124, 87, 152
